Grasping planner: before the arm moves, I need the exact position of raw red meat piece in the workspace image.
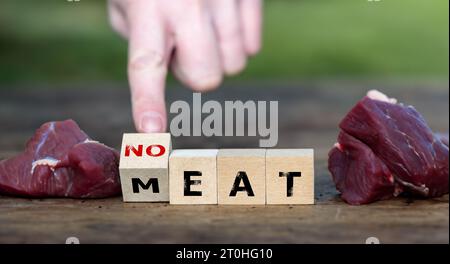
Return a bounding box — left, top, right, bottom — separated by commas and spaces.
328, 132, 396, 205
329, 90, 449, 204
0, 120, 121, 198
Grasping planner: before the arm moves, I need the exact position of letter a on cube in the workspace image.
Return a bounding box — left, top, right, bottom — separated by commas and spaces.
217, 149, 266, 205
169, 149, 218, 204
119, 133, 171, 202
266, 149, 314, 204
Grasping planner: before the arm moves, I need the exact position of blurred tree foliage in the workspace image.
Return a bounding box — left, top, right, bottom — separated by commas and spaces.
0, 0, 448, 84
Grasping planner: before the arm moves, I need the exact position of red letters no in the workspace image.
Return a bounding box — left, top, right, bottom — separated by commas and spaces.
125, 144, 165, 157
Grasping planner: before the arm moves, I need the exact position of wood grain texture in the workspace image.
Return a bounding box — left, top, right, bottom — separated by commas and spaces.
266, 149, 314, 205
0, 82, 448, 243
169, 149, 218, 205
217, 149, 266, 205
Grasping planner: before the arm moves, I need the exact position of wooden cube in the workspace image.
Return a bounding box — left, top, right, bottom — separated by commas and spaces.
266, 149, 314, 205
119, 133, 171, 202
217, 149, 266, 205
169, 149, 218, 205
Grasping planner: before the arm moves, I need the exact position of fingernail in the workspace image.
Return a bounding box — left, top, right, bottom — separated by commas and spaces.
140, 112, 163, 133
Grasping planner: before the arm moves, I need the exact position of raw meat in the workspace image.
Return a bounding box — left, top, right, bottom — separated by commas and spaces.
0, 120, 121, 198
329, 90, 449, 205
328, 132, 396, 205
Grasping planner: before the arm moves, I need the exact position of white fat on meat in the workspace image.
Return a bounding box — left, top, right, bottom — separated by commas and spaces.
334, 142, 343, 151
31, 157, 60, 174
83, 138, 99, 144
30, 139, 110, 175
367, 90, 398, 104
83, 138, 115, 151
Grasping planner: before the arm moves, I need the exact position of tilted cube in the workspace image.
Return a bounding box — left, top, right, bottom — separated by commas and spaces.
119, 133, 171, 202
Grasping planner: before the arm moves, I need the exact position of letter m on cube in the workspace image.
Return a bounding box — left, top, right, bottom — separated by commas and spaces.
119, 133, 171, 202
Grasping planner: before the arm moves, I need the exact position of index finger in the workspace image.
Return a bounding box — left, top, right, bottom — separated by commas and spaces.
127, 1, 171, 132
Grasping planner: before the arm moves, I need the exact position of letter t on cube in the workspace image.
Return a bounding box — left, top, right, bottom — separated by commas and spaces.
119, 133, 171, 202
266, 149, 314, 204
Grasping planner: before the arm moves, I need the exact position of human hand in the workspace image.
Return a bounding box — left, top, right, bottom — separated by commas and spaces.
108, 0, 262, 132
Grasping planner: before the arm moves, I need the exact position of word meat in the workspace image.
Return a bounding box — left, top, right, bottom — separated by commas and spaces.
119, 134, 314, 205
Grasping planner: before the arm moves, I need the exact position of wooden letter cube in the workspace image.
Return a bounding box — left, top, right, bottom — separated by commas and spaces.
217, 149, 266, 205
119, 133, 171, 202
169, 149, 218, 204
266, 149, 314, 205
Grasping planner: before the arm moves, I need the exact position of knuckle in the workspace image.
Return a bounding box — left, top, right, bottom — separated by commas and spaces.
219, 27, 241, 42
246, 43, 261, 56
129, 50, 166, 72
190, 74, 222, 91
108, 15, 126, 36
225, 58, 247, 76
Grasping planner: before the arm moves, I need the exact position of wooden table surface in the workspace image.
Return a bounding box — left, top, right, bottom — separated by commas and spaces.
0, 81, 448, 244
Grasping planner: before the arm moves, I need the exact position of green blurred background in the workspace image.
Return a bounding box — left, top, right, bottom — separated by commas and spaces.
0, 0, 448, 85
